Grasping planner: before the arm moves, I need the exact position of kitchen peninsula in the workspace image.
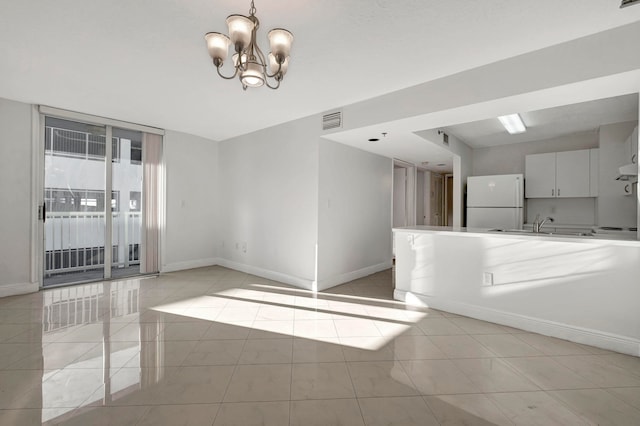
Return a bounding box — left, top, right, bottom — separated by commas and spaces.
393, 226, 640, 356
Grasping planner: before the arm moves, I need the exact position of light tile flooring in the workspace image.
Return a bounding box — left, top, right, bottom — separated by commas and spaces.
0, 266, 639, 425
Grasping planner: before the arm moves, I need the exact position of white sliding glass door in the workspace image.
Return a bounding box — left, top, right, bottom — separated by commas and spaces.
43, 118, 147, 286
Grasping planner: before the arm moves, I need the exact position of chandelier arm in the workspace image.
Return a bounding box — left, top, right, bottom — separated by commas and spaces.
265, 60, 282, 79
215, 64, 239, 80
253, 42, 267, 64
264, 77, 281, 90
237, 52, 248, 71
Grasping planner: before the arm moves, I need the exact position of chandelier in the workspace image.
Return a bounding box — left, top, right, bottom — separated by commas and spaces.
204, 0, 293, 90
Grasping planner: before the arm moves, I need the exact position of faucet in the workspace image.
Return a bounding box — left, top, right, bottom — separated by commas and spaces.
533, 214, 554, 233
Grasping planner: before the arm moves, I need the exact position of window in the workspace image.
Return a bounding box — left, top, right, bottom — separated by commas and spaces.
129, 191, 141, 212
130, 140, 142, 164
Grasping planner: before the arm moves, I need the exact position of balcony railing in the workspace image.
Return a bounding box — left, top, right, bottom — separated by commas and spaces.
45, 211, 141, 276
45, 126, 120, 161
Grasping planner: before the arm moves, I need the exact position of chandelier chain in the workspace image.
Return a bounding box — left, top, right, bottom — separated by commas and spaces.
249, 0, 256, 16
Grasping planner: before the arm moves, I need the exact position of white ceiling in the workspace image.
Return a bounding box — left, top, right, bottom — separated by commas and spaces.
442, 94, 640, 148
1, 1, 640, 142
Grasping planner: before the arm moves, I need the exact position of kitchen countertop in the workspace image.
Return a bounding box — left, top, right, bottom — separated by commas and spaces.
393, 225, 640, 246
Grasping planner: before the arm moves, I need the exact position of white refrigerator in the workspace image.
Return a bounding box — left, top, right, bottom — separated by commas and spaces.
466, 174, 524, 229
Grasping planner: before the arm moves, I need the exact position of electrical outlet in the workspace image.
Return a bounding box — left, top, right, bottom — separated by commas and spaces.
483, 272, 494, 286
242, 242, 247, 253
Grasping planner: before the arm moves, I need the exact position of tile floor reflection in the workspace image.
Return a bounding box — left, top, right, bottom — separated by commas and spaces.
0, 266, 639, 425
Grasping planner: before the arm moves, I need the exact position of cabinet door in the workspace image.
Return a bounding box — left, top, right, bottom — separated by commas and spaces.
525, 153, 556, 198
556, 149, 590, 197
631, 126, 638, 165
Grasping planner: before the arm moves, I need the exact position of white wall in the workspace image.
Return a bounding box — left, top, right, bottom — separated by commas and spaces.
472, 131, 598, 176
457, 152, 473, 227
317, 140, 392, 290
598, 121, 638, 227
0, 97, 34, 296
416, 171, 425, 225
217, 116, 319, 289
526, 198, 596, 226
395, 229, 640, 356
161, 130, 219, 272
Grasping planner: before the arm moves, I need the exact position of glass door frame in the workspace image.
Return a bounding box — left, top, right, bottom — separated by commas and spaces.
34, 106, 164, 289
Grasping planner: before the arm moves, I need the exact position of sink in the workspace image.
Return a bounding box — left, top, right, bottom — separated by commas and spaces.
489, 229, 593, 237
489, 229, 535, 233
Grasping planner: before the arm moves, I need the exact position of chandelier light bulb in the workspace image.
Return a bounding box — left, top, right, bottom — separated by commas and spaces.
241, 61, 266, 87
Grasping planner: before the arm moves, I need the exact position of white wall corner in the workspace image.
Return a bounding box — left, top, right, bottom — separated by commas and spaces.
317, 261, 392, 292
394, 289, 640, 357
216, 258, 314, 291
161, 258, 219, 273
0, 282, 39, 298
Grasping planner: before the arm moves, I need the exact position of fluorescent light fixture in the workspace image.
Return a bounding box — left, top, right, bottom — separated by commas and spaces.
498, 113, 526, 134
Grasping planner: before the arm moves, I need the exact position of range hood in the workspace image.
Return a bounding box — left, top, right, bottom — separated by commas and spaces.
616, 163, 638, 181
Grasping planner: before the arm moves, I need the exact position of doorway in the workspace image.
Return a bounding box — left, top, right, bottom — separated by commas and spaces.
42, 117, 145, 287
444, 173, 454, 226
392, 161, 416, 228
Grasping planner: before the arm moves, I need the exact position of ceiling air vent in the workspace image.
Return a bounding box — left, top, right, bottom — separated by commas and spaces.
322, 111, 342, 131
620, 0, 640, 8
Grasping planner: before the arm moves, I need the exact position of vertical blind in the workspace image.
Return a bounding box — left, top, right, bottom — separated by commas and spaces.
141, 133, 162, 274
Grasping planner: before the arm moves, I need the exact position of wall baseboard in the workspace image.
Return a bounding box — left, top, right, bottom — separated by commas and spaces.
217, 258, 314, 290
161, 258, 219, 273
0, 282, 39, 298
317, 261, 393, 292
394, 289, 640, 357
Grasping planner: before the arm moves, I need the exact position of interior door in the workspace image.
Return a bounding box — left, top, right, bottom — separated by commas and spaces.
431, 174, 443, 226
416, 171, 425, 225
445, 174, 454, 226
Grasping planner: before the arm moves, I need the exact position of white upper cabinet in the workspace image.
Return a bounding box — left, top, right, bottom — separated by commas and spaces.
556, 150, 591, 197
525, 152, 556, 198
525, 149, 594, 198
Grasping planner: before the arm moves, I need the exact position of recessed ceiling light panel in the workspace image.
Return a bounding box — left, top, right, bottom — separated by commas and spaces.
498, 113, 527, 134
